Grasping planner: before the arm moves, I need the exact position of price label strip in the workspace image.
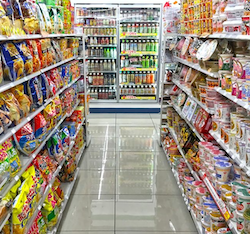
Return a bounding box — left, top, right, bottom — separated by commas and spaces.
200, 171, 231, 221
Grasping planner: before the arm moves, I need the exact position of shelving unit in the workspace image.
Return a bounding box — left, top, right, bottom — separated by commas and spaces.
0, 34, 90, 233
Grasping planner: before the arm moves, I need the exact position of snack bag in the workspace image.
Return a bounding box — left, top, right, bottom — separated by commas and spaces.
57, 10, 63, 33
60, 126, 70, 154
50, 68, 62, 90
19, 0, 39, 34
36, 39, 46, 69
50, 8, 58, 34
27, 211, 47, 234
14, 41, 33, 75
51, 39, 63, 61
0, 143, 10, 188
53, 96, 62, 121
41, 189, 59, 229
0, 98, 12, 132
48, 41, 56, 64
52, 177, 64, 202
33, 113, 47, 144
0, 1, 13, 37
1, 42, 24, 81
39, 74, 50, 102
0, 92, 22, 123
14, 123, 38, 155
39, 3, 52, 33
51, 131, 64, 163
45, 73, 56, 96
10, 85, 31, 117
59, 155, 76, 182
26, 40, 41, 72
33, 154, 52, 183
28, 77, 43, 110
43, 102, 56, 132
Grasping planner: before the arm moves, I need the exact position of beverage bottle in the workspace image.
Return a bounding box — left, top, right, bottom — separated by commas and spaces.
103, 60, 107, 71
146, 71, 151, 84
131, 71, 135, 83
145, 56, 150, 68
151, 24, 155, 34
125, 56, 129, 67
139, 24, 143, 33
134, 40, 138, 51
106, 37, 109, 45
135, 72, 139, 84
146, 40, 150, 51
147, 24, 152, 34
97, 37, 101, 44
108, 60, 112, 71
110, 37, 113, 45
155, 23, 159, 34
113, 37, 117, 44
104, 48, 107, 57
89, 73, 93, 84
112, 60, 116, 71
130, 40, 134, 51
150, 72, 155, 83
142, 72, 147, 83
138, 40, 142, 51
90, 37, 94, 45
121, 55, 125, 68
150, 40, 154, 51
100, 60, 103, 71
94, 37, 97, 44
112, 74, 115, 84
110, 48, 114, 58
122, 71, 127, 83
142, 56, 146, 68
101, 37, 105, 45
127, 24, 131, 32
149, 56, 154, 68
154, 56, 158, 68
114, 48, 117, 58
100, 47, 104, 57
142, 40, 146, 51
154, 40, 159, 53
107, 48, 110, 57
91, 47, 95, 57
95, 60, 99, 71
139, 71, 142, 84
121, 40, 125, 51
127, 71, 131, 83
135, 24, 139, 33
132, 23, 135, 32
125, 40, 129, 51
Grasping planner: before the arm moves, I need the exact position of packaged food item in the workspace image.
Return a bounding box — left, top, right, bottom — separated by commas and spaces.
39, 74, 50, 102
1, 42, 24, 81
27, 211, 47, 234
0, 92, 22, 124
39, 3, 52, 33
43, 102, 56, 133
58, 155, 76, 182
11, 85, 31, 117
26, 40, 41, 72
0, 98, 12, 133
60, 126, 70, 154
51, 39, 63, 61
48, 41, 56, 65
33, 113, 47, 144
50, 8, 58, 34
41, 189, 59, 229
0, 142, 10, 187
14, 123, 38, 155
36, 40, 46, 69
35, 4, 45, 33
28, 77, 43, 110
0, 1, 13, 37
44, 73, 56, 96
51, 131, 64, 162
14, 40, 33, 75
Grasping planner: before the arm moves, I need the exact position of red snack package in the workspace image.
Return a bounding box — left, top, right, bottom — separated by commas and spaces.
36, 39, 47, 69
33, 113, 47, 144
26, 40, 41, 73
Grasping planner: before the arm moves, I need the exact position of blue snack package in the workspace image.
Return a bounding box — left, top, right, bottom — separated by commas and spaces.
1, 42, 24, 81
14, 123, 38, 155
28, 77, 43, 109
40, 74, 50, 102
60, 127, 70, 154
51, 131, 64, 162
33, 113, 47, 144
14, 41, 33, 75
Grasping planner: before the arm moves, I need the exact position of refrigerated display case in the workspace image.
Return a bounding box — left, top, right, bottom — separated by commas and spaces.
74, 4, 162, 102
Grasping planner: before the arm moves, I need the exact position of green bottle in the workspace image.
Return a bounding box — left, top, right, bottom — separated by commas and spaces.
146, 40, 150, 51
154, 56, 158, 68
145, 56, 150, 68
104, 48, 107, 57
149, 56, 154, 68
150, 40, 154, 51
107, 48, 110, 57
142, 56, 146, 68
154, 40, 158, 53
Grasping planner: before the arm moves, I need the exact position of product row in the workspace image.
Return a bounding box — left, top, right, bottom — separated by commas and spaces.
88, 47, 117, 58
120, 86, 156, 95
90, 87, 116, 100
121, 39, 159, 52
0, 61, 80, 135
0, 38, 79, 83
89, 73, 116, 86
89, 37, 117, 46
120, 23, 159, 34
76, 8, 116, 17
121, 56, 158, 69
120, 71, 156, 84
120, 8, 160, 21
88, 60, 116, 72
0, 0, 73, 36
84, 28, 117, 36
82, 19, 116, 27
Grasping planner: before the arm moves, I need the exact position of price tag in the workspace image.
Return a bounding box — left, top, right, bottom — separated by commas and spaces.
14, 175, 19, 181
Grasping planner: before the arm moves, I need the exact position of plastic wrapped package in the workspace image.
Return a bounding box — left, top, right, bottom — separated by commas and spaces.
36, 39, 47, 69
50, 130, 64, 163
26, 40, 41, 72
28, 77, 43, 110
14, 122, 38, 155
39, 74, 50, 102
50, 8, 58, 34
33, 113, 47, 144
60, 126, 70, 154
1, 42, 24, 81
0, 142, 10, 188
39, 3, 52, 33
51, 39, 63, 61
27, 211, 47, 234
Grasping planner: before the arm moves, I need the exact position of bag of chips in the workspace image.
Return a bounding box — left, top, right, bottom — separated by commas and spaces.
60, 127, 70, 154
14, 41, 33, 75
14, 123, 38, 155
0, 143, 10, 188
39, 3, 52, 33
51, 39, 63, 61
27, 211, 47, 234
33, 113, 47, 144
51, 131, 64, 163
39, 74, 50, 103
26, 40, 41, 72
36, 39, 47, 69
28, 77, 43, 110
45, 73, 56, 96
0, 98, 12, 132
35, 4, 45, 33
1, 42, 24, 81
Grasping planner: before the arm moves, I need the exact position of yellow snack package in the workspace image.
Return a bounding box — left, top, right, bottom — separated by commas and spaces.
41, 189, 59, 230
11, 86, 31, 117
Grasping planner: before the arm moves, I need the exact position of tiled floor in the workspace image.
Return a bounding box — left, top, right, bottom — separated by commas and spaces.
58, 114, 197, 234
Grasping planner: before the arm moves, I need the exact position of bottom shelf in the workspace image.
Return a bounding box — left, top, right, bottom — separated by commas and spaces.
161, 142, 203, 234
48, 167, 80, 234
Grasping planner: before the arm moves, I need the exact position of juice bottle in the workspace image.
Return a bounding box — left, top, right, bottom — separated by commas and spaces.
142, 72, 147, 83
135, 72, 139, 84
142, 56, 146, 68
150, 72, 155, 84
154, 40, 158, 53
150, 40, 154, 51
127, 71, 131, 83
131, 71, 135, 83
121, 40, 125, 51
146, 71, 151, 84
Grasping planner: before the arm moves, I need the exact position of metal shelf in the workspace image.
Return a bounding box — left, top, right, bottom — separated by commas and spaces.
87, 34, 116, 37
120, 83, 157, 87
89, 84, 116, 87
215, 87, 250, 111
172, 79, 214, 115
86, 57, 116, 59
84, 26, 117, 28
120, 67, 157, 71
87, 44, 117, 47
120, 20, 159, 23
77, 16, 116, 19
173, 56, 219, 78
120, 51, 158, 56
88, 71, 116, 73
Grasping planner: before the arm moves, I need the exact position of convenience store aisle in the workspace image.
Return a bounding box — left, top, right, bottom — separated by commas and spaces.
58, 114, 197, 234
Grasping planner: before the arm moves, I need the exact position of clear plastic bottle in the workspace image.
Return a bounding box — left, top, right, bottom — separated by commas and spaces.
112, 59, 116, 71
139, 24, 143, 33
110, 48, 114, 58
103, 60, 107, 71
121, 40, 125, 51
91, 47, 95, 57
125, 56, 129, 67
134, 40, 138, 52
130, 40, 134, 51
130, 71, 135, 83
100, 60, 103, 71
94, 37, 97, 45
125, 40, 130, 51
89, 73, 93, 84
108, 60, 112, 71
114, 48, 117, 58
138, 40, 142, 51
121, 55, 125, 68
113, 37, 117, 44
146, 40, 150, 51
110, 37, 113, 45
142, 40, 146, 51
95, 60, 99, 71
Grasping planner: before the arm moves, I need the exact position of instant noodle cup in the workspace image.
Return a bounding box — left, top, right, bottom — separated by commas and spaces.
191, 181, 204, 197
196, 187, 209, 205
236, 189, 250, 213
215, 161, 232, 182
195, 204, 203, 221
236, 210, 245, 232
212, 116, 220, 132
234, 164, 242, 181
232, 181, 250, 203
229, 201, 237, 222
218, 54, 233, 71
217, 227, 232, 234
243, 209, 250, 233
209, 210, 227, 233
201, 218, 210, 234
203, 203, 218, 224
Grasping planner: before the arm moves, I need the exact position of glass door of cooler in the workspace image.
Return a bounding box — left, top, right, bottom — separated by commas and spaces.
75, 4, 119, 101
118, 5, 162, 101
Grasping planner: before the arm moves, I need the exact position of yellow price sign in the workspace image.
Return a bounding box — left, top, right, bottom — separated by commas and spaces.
223, 211, 230, 221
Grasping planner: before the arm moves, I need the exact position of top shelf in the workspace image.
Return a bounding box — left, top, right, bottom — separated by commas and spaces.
77, 16, 117, 19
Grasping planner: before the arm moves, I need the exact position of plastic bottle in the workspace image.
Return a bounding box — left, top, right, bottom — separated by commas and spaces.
110, 48, 114, 58
147, 24, 152, 34
110, 37, 113, 45
139, 24, 143, 33
127, 71, 131, 83
104, 48, 107, 57
143, 24, 147, 33
131, 71, 135, 83
154, 40, 158, 53
106, 48, 110, 57
142, 56, 146, 68
151, 24, 155, 34
122, 72, 127, 83
114, 48, 117, 58
138, 40, 142, 51
108, 60, 111, 71
146, 72, 151, 84
154, 56, 158, 68
145, 56, 150, 68
103, 60, 107, 71
150, 72, 155, 84
130, 40, 134, 51
94, 37, 97, 45
142, 72, 147, 83
142, 40, 146, 51
121, 40, 125, 51
125, 56, 129, 67
139, 71, 142, 84
125, 40, 130, 51
146, 40, 150, 51
113, 37, 117, 44
134, 40, 138, 52
100, 60, 103, 71
89, 73, 93, 84
150, 40, 154, 51
112, 60, 116, 71
95, 60, 99, 71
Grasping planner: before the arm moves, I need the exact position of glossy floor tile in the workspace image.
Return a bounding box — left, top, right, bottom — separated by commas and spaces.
59, 114, 196, 233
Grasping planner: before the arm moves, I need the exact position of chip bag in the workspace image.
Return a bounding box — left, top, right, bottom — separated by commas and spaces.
14, 41, 33, 75
33, 113, 47, 144
14, 123, 38, 155
41, 189, 59, 229
0, 143, 10, 188
39, 74, 50, 102
26, 40, 41, 72
51, 131, 64, 163
27, 211, 47, 234
1, 42, 24, 81
51, 39, 63, 61
60, 126, 70, 154
45, 73, 56, 96
28, 77, 43, 110
39, 3, 52, 33
36, 39, 47, 69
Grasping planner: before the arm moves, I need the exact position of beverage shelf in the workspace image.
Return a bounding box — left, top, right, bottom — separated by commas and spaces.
87, 34, 116, 37
87, 44, 117, 47
120, 67, 157, 71
86, 57, 116, 59
120, 51, 158, 56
